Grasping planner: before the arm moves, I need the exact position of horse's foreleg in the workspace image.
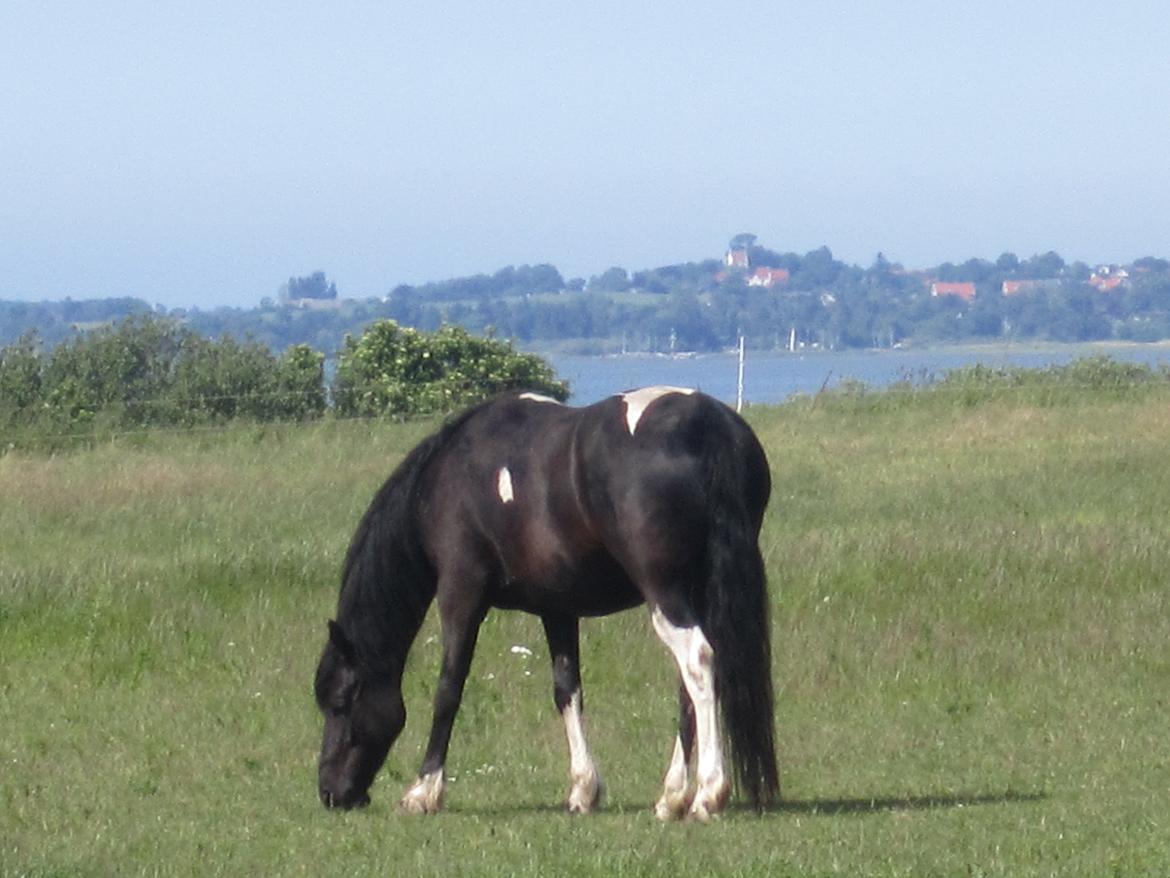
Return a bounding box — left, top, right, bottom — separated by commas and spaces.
655, 682, 696, 820
542, 613, 603, 814
651, 605, 729, 822
400, 595, 486, 815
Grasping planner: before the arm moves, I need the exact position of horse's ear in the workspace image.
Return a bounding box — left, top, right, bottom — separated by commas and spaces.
328, 620, 356, 662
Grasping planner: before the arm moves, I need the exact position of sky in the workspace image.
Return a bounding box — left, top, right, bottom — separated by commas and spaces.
3, 1, 1170, 309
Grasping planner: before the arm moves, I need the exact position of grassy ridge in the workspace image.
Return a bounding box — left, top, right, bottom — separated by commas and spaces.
4, 380, 1170, 875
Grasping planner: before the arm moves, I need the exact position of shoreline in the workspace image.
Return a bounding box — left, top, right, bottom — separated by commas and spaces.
540, 339, 1170, 360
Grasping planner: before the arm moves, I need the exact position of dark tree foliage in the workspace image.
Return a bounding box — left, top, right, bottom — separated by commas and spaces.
7, 244, 1170, 361
284, 271, 338, 301
388, 264, 565, 304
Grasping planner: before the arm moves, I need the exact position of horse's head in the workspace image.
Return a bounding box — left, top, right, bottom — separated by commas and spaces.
314, 620, 405, 809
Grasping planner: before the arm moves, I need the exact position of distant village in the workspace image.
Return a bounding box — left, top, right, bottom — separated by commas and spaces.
5, 235, 1170, 355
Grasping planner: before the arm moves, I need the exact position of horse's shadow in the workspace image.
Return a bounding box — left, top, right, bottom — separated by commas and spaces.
755, 789, 1047, 816
437, 789, 1046, 818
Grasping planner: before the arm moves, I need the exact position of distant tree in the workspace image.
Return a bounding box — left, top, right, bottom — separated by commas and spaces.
282, 271, 337, 302
512, 263, 564, 294
1021, 251, 1065, 279
633, 273, 669, 294
996, 252, 1020, 273
652, 293, 719, 351
1134, 256, 1170, 273
589, 267, 630, 293
957, 258, 996, 283
729, 232, 757, 251
795, 246, 844, 287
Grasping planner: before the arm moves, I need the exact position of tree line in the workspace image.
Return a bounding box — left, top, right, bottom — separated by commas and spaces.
0, 317, 567, 444
5, 242, 1170, 356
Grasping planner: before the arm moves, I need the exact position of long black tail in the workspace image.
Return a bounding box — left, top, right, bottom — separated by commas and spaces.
700, 410, 780, 808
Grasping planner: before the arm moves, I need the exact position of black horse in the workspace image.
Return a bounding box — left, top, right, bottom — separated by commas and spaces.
314, 386, 778, 820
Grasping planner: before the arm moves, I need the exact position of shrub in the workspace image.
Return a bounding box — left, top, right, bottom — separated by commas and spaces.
0, 316, 332, 441
332, 321, 569, 418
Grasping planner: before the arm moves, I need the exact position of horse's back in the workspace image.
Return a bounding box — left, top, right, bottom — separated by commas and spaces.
565, 388, 769, 595
417, 388, 768, 613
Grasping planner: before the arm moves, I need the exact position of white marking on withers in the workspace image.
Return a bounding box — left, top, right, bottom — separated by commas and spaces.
518, 392, 563, 404
496, 466, 515, 504
399, 769, 445, 814
621, 386, 696, 435
563, 690, 603, 813
650, 606, 728, 822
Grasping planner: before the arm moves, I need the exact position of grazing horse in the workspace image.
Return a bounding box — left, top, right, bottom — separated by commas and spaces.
314, 386, 778, 821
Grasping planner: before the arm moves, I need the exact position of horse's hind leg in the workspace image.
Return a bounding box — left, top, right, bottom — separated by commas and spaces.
655, 682, 696, 820
400, 585, 487, 815
541, 613, 603, 813
650, 604, 729, 822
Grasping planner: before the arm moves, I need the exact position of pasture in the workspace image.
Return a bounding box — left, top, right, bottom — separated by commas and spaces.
4, 378, 1170, 876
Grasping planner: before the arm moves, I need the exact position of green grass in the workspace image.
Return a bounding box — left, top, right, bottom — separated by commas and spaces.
4, 383, 1170, 876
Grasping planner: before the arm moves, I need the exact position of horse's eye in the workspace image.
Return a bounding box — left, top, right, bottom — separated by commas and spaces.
330, 680, 362, 716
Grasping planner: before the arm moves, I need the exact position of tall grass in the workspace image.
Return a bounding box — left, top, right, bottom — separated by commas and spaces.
4, 372, 1170, 875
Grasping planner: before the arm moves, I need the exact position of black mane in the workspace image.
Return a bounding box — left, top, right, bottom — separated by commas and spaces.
335, 401, 493, 675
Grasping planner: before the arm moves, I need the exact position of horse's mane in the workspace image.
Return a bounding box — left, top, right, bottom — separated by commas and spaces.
336, 400, 494, 675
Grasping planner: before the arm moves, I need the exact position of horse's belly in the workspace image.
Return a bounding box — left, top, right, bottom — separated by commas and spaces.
491, 550, 642, 616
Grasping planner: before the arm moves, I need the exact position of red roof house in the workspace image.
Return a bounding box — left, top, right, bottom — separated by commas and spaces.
930, 281, 976, 302
1088, 272, 1128, 292
747, 267, 790, 288
725, 247, 750, 268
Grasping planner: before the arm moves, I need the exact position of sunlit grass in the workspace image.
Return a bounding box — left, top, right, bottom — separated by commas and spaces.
5, 383, 1170, 875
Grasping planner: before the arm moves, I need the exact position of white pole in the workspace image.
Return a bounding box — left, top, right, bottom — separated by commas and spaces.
736, 333, 745, 413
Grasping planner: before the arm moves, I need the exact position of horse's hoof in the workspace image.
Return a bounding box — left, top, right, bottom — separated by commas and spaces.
654, 791, 692, 821
398, 774, 445, 815
686, 783, 729, 822
687, 805, 716, 823
566, 776, 603, 814
397, 796, 441, 815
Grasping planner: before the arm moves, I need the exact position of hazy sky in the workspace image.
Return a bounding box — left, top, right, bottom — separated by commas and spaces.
3, 1, 1169, 309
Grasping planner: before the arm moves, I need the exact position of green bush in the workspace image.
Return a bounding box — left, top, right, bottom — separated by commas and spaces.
0, 333, 43, 425
0, 316, 330, 440
170, 338, 326, 424
332, 320, 569, 418
0, 316, 568, 443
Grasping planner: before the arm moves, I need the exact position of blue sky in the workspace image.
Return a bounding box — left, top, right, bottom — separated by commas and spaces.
3, 1, 1169, 308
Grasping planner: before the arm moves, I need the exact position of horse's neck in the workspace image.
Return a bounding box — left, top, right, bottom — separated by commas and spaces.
338, 552, 435, 679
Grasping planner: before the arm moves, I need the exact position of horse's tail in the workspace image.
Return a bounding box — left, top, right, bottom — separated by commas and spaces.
700, 408, 780, 808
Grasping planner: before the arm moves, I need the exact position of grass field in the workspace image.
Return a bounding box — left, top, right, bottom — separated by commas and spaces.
4, 377, 1170, 876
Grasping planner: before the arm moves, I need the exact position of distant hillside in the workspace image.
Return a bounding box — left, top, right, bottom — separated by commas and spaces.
5, 242, 1170, 354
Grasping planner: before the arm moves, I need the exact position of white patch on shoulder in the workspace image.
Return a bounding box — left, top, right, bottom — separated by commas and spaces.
496, 466, 515, 504
621, 386, 696, 435
518, 392, 563, 404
